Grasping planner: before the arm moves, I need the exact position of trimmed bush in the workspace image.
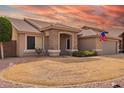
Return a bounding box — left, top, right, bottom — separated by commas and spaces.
81, 50, 97, 57
72, 51, 83, 57
72, 50, 97, 57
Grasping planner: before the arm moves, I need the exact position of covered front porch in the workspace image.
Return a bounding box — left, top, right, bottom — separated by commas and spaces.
42, 29, 79, 56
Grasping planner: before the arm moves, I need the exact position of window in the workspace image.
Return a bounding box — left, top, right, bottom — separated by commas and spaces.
66, 38, 71, 49
27, 36, 35, 49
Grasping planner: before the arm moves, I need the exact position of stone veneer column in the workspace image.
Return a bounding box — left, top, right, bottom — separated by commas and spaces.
48, 30, 60, 56
72, 33, 78, 51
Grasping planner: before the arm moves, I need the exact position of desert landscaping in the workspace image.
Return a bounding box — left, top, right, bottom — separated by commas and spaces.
0, 54, 124, 87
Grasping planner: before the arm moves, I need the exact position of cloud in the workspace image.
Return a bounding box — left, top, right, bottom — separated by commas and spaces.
5, 5, 124, 29
102, 6, 124, 13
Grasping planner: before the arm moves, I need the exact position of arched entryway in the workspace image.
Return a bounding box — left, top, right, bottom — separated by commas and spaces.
60, 33, 72, 55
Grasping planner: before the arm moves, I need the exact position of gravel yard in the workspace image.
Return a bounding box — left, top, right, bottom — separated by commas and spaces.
0, 55, 124, 88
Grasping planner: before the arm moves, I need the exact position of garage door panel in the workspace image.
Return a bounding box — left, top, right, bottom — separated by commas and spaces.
102, 41, 116, 55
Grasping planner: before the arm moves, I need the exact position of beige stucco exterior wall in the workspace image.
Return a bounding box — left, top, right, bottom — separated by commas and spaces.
96, 38, 102, 49
16, 33, 42, 57
12, 27, 43, 56
95, 38, 103, 54
78, 38, 97, 50
12, 26, 18, 40
17, 33, 25, 56
35, 35, 42, 49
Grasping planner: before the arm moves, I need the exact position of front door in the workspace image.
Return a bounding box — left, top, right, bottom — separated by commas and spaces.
60, 34, 72, 55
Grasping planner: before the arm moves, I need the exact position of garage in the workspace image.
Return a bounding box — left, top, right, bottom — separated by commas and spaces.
78, 26, 121, 55
102, 40, 117, 55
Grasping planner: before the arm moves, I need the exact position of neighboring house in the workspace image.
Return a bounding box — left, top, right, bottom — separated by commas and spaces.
78, 26, 121, 55
9, 18, 80, 57
119, 32, 124, 52
8, 17, 123, 57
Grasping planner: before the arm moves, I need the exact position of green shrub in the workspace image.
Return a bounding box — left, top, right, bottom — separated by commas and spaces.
72, 50, 97, 57
81, 50, 97, 57
72, 51, 84, 57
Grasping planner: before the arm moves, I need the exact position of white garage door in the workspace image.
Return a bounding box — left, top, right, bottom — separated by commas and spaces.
102, 41, 117, 55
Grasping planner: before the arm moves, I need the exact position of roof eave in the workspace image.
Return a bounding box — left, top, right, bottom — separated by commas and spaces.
79, 35, 121, 40
18, 31, 41, 34
40, 25, 81, 32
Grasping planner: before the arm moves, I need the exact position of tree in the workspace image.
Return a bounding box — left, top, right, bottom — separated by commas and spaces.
0, 17, 12, 59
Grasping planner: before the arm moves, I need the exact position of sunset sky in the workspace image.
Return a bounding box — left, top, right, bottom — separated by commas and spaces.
0, 5, 124, 31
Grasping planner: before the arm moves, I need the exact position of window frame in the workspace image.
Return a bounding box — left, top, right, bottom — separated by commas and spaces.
26, 35, 35, 50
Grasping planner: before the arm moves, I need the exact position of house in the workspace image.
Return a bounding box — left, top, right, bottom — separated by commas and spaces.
119, 32, 124, 52
78, 26, 121, 55
8, 17, 122, 57
9, 18, 81, 57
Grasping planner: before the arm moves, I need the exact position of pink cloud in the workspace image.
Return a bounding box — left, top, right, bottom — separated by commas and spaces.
11, 5, 124, 29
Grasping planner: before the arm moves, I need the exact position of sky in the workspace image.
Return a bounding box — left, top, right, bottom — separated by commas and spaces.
0, 5, 124, 32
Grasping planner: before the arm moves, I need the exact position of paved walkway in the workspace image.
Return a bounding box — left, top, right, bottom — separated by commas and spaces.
0, 56, 124, 88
